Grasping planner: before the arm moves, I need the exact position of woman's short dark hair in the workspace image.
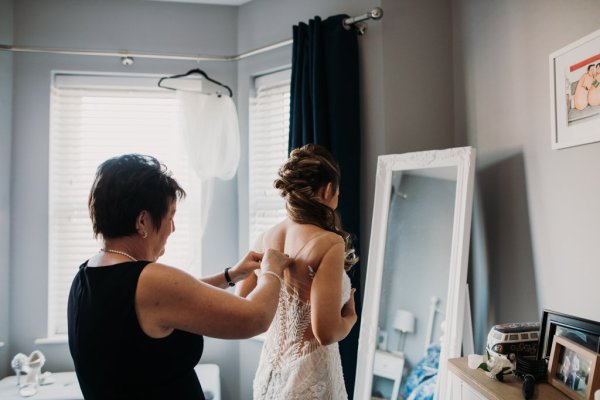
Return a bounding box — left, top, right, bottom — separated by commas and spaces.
88, 154, 186, 239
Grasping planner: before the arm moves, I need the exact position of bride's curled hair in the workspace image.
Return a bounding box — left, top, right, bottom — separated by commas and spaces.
274, 144, 358, 270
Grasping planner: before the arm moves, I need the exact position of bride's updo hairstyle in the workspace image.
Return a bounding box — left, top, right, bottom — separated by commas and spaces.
274, 144, 358, 270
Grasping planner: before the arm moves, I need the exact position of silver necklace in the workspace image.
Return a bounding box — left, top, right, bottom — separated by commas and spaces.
101, 248, 138, 262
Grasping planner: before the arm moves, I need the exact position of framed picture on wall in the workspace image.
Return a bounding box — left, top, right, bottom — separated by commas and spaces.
547, 336, 600, 399
549, 28, 600, 149
537, 310, 600, 363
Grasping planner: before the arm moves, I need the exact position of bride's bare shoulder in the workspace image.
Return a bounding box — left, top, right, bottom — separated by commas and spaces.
254, 219, 289, 251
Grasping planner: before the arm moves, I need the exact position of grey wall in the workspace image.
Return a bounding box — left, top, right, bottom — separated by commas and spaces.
235, 0, 384, 398
381, 0, 456, 153
453, 0, 600, 329
0, 0, 13, 379
9, 1, 241, 398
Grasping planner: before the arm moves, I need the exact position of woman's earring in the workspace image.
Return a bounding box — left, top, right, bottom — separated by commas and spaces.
142, 230, 148, 239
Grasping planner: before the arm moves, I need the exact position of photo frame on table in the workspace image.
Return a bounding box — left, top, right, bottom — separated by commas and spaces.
549, 28, 600, 149
548, 336, 600, 400
538, 310, 600, 363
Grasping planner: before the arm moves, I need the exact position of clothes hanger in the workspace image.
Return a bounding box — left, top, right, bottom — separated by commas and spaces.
157, 68, 233, 97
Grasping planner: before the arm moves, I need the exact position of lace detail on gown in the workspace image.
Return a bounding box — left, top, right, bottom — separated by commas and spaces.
253, 272, 352, 400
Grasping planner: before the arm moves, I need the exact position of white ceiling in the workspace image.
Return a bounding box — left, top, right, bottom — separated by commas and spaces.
145, 0, 252, 5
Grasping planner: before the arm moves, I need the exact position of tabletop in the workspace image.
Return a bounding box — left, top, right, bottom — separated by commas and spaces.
0, 372, 83, 400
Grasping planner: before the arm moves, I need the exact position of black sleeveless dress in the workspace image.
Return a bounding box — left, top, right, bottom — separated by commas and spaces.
68, 260, 205, 400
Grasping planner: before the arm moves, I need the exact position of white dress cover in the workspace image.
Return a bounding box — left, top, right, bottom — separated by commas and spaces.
176, 91, 240, 181
176, 91, 240, 239
253, 272, 352, 400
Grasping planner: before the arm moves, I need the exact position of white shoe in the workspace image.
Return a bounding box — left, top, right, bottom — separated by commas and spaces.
40, 371, 55, 386
10, 353, 30, 387
18, 385, 37, 397
18, 351, 46, 397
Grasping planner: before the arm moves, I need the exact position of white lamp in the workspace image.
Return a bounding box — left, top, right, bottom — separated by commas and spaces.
393, 309, 415, 355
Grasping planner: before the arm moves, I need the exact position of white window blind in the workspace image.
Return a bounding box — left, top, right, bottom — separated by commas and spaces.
248, 70, 291, 247
48, 76, 201, 337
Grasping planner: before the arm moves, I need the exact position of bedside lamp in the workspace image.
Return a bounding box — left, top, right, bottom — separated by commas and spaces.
393, 309, 415, 355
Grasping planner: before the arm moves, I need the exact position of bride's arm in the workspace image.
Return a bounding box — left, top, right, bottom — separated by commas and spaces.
310, 240, 357, 346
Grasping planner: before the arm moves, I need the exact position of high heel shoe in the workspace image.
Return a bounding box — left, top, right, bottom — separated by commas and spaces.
19, 350, 46, 397
10, 353, 30, 387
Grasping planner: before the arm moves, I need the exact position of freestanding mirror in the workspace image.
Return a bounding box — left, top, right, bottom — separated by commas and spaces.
354, 147, 476, 400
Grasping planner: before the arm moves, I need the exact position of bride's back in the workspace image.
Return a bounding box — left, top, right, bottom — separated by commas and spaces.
259, 218, 342, 303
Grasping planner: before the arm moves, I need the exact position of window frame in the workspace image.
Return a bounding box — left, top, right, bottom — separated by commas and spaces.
247, 69, 291, 248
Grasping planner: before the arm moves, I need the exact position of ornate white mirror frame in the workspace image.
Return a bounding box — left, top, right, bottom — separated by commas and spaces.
354, 147, 476, 400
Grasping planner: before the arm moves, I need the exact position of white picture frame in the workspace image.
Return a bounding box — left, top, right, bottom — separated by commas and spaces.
550, 29, 600, 149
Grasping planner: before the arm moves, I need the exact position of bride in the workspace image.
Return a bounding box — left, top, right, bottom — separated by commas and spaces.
238, 143, 358, 400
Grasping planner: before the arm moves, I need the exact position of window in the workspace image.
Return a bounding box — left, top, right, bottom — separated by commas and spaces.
48, 74, 201, 337
248, 70, 291, 246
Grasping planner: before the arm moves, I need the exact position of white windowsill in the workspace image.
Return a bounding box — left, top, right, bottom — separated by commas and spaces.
34, 335, 68, 345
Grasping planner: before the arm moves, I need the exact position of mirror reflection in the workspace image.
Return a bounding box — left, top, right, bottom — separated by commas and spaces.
371, 167, 457, 399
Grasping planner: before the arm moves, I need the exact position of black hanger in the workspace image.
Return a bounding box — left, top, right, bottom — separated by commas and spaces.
157, 68, 233, 97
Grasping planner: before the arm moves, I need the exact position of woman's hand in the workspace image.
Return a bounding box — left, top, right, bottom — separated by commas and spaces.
230, 251, 263, 282
260, 248, 292, 277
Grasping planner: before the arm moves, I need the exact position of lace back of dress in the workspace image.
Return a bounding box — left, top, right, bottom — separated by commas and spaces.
265, 280, 316, 371
253, 231, 349, 400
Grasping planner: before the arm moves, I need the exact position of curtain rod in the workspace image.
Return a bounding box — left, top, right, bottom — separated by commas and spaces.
0, 7, 383, 63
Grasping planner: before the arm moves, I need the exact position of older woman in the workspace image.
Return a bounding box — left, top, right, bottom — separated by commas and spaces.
68, 154, 290, 400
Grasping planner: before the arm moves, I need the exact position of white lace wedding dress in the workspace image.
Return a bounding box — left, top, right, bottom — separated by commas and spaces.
253, 270, 352, 400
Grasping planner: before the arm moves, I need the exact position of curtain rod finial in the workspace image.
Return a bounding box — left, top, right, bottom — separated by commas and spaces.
369, 7, 383, 20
